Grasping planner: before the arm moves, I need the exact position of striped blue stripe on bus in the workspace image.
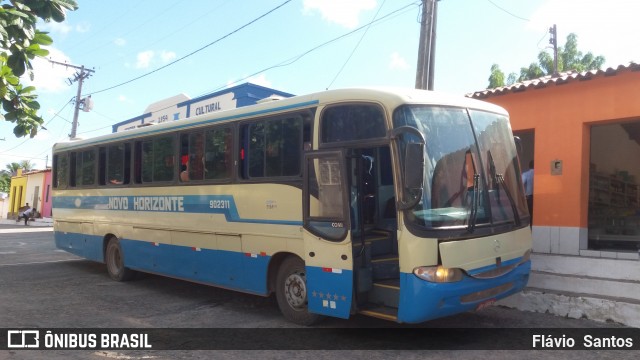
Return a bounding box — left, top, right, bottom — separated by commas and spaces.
55, 231, 270, 295
52, 195, 303, 226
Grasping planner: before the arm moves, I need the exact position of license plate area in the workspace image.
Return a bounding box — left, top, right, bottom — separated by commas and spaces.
475, 298, 496, 311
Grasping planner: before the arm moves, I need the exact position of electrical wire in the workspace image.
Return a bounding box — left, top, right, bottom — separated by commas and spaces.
0, 99, 73, 155
326, 0, 388, 90
95, 0, 233, 70
485, 0, 529, 22
86, 0, 293, 97
217, 1, 419, 93
81, 1, 418, 130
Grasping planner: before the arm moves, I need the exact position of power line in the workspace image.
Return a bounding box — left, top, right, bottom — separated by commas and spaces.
485, 0, 529, 22
86, 0, 293, 97
0, 99, 73, 155
95, 0, 233, 70
218, 1, 419, 93
84, 1, 418, 131
326, 0, 388, 90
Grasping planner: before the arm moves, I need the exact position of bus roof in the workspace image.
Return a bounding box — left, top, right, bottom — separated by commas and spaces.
52, 87, 507, 152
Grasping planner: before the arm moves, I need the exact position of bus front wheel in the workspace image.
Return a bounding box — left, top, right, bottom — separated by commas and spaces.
275, 256, 323, 326
105, 237, 135, 282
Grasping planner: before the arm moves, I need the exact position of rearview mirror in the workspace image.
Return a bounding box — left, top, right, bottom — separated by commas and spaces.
404, 142, 425, 190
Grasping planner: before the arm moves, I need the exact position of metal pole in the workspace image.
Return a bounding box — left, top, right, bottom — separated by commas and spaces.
427, 0, 438, 90
415, 0, 437, 90
47, 60, 94, 139
550, 24, 559, 76
415, 0, 429, 89
70, 66, 84, 139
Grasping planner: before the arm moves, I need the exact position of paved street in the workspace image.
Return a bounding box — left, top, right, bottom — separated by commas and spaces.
0, 224, 637, 359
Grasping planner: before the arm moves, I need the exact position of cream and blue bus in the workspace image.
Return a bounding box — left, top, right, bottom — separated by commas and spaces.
52, 88, 532, 325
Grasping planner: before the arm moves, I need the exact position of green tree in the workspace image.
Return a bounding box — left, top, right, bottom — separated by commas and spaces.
488, 64, 505, 89
0, 0, 78, 138
4, 160, 33, 175
487, 33, 606, 88
0, 171, 9, 192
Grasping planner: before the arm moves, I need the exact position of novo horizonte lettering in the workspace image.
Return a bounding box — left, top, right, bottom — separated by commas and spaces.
107, 196, 185, 212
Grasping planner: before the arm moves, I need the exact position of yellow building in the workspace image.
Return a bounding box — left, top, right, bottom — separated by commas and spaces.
7, 169, 28, 219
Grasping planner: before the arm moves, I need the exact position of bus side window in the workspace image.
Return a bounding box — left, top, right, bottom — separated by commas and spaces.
107, 143, 128, 185
204, 127, 232, 180
321, 104, 386, 143
52, 153, 69, 189
134, 141, 142, 184
99, 147, 107, 186
69, 152, 77, 187
189, 132, 205, 181
180, 134, 190, 182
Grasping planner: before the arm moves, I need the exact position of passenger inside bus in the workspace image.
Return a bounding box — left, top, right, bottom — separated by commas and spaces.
180, 164, 189, 182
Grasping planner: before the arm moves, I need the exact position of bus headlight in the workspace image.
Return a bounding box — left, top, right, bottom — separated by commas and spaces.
413, 266, 463, 283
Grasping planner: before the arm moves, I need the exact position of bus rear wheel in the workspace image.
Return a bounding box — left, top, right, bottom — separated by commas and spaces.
105, 237, 135, 281
275, 256, 323, 326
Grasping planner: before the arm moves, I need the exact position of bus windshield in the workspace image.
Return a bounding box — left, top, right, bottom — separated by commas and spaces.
393, 105, 529, 232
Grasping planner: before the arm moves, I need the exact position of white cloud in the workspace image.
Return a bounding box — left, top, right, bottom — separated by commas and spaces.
528, 0, 640, 66
227, 74, 272, 88
114, 38, 126, 46
303, 0, 377, 29
26, 47, 75, 92
75, 22, 91, 33
134, 50, 176, 68
160, 50, 177, 63
118, 95, 127, 102
247, 74, 272, 88
135, 50, 155, 69
39, 21, 72, 35
389, 52, 408, 70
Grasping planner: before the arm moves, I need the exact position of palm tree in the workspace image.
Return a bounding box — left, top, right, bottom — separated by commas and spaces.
0, 173, 10, 193
19, 160, 35, 172
4, 160, 35, 176
4, 163, 21, 176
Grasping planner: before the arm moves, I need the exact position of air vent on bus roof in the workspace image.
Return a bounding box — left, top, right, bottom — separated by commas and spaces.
256, 95, 285, 104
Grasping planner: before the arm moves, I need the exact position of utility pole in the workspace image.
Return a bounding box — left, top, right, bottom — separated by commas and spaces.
48, 60, 95, 139
549, 24, 559, 76
415, 0, 438, 90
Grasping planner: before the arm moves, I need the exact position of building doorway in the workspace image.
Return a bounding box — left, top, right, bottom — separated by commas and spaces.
589, 121, 640, 251
514, 130, 535, 223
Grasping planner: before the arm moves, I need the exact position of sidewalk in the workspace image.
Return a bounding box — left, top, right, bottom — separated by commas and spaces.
0, 217, 53, 227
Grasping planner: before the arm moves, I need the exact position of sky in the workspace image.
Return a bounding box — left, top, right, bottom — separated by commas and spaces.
1, 0, 639, 172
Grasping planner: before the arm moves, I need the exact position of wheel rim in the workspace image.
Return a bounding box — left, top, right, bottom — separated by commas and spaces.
284, 271, 307, 310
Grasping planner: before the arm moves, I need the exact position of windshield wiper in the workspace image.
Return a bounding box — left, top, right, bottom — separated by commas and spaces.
468, 173, 480, 233
496, 174, 521, 227
487, 150, 521, 227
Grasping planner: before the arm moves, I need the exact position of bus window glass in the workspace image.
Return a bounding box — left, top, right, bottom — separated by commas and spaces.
107, 144, 125, 185
188, 132, 205, 181
204, 127, 232, 180
322, 104, 386, 143
306, 155, 347, 240
73, 150, 95, 187
53, 154, 68, 188
248, 117, 302, 178
141, 141, 153, 183
82, 150, 96, 186
153, 136, 175, 182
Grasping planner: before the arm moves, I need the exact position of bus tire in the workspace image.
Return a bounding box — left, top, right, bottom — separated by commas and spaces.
105, 237, 135, 282
275, 256, 323, 326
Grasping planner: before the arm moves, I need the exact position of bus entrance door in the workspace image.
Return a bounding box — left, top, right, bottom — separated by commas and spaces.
302, 151, 353, 318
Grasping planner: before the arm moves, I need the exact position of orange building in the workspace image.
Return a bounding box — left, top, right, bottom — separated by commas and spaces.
470, 63, 640, 327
